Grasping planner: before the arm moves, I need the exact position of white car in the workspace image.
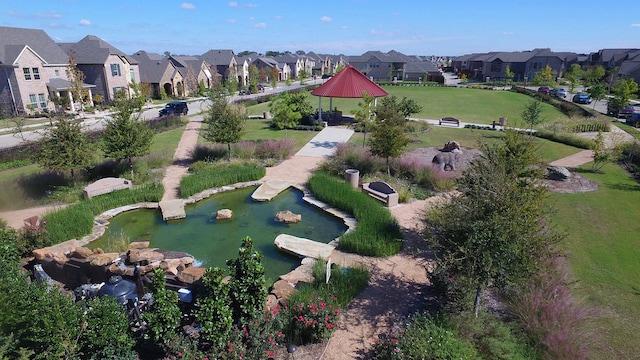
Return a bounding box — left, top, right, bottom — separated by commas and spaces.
554, 88, 568, 99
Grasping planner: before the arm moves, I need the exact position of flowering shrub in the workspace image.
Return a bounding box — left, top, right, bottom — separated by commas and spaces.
255, 138, 296, 160
287, 291, 340, 344
18, 219, 50, 256
371, 333, 402, 360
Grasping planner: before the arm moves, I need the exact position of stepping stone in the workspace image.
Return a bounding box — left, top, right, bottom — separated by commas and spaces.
251, 180, 294, 201
274, 234, 335, 259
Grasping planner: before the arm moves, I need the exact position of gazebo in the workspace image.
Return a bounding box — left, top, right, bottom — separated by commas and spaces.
310, 65, 388, 122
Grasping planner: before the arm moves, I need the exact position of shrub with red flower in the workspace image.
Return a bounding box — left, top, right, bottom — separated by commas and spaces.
287, 291, 340, 344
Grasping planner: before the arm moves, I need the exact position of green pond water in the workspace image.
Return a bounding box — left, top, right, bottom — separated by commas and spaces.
91, 186, 347, 281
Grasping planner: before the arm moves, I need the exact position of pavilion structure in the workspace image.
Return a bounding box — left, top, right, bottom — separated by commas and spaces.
310, 65, 388, 122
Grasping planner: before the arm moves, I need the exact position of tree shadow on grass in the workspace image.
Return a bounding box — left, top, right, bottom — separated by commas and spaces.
16, 171, 69, 201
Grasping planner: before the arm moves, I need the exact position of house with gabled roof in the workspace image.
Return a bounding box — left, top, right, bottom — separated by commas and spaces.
347, 50, 414, 81
404, 60, 442, 83
130, 51, 182, 99
274, 53, 313, 79
0, 25, 90, 115
60, 35, 139, 103
199, 49, 237, 84
250, 56, 290, 83
617, 52, 640, 85
169, 55, 213, 95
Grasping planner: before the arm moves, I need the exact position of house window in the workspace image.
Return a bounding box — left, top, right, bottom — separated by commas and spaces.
55, 70, 60, 77
28, 94, 37, 108
113, 86, 126, 95
23, 68, 31, 80
130, 69, 135, 81
111, 64, 121, 76
491, 61, 502, 72
38, 93, 46, 108
32, 68, 40, 80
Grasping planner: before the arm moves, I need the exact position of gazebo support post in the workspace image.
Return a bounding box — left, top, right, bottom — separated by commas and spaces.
318, 97, 323, 121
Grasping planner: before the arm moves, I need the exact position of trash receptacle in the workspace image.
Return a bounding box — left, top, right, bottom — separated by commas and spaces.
499, 117, 507, 126
345, 169, 359, 188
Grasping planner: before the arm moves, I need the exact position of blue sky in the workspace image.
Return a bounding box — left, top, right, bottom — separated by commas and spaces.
2, 0, 639, 56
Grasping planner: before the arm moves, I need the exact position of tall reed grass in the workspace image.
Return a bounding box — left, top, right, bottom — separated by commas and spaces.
179, 161, 265, 198
44, 183, 163, 244
308, 172, 402, 256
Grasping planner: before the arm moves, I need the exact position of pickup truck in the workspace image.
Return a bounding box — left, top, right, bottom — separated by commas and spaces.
607, 102, 636, 118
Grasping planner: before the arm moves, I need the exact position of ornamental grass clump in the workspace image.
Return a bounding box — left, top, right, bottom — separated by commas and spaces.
255, 138, 297, 160
308, 171, 402, 256
180, 161, 265, 198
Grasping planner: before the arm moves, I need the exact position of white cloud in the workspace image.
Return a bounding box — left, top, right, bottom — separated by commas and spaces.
181, 3, 195, 9
79, 19, 91, 26
274, 15, 283, 20
340, 25, 348, 29
228, 1, 238, 6
632, 23, 640, 27
253, 22, 266, 28
37, 10, 62, 19
320, 16, 332, 22
226, 19, 237, 23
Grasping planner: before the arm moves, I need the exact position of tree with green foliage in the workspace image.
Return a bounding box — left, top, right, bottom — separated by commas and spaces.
423, 130, 562, 317
79, 296, 137, 359
201, 88, 246, 161
504, 64, 515, 86
193, 267, 233, 351
225, 72, 239, 95
532, 65, 557, 87
67, 54, 86, 112
248, 64, 260, 90
350, 91, 376, 146
521, 100, 544, 134
592, 131, 623, 172
565, 63, 583, 94
583, 65, 606, 88
37, 116, 93, 182
609, 78, 639, 111
398, 96, 422, 119
269, 91, 312, 133
298, 68, 307, 85
101, 88, 153, 180
368, 95, 410, 175
226, 236, 267, 325
142, 269, 181, 347
587, 82, 608, 109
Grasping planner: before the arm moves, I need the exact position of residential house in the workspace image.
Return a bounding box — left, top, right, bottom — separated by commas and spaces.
274, 53, 313, 79
347, 50, 414, 81
306, 52, 326, 76
169, 55, 213, 95
130, 51, 182, 99
403, 59, 442, 83
199, 49, 237, 84
321, 54, 348, 74
0, 26, 88, 115
617, 52, 640, 85
586, 49, 640, 70
251, 57, 284, 83
61, 35, 139, 103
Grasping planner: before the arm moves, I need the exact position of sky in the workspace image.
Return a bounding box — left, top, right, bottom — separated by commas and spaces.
1, 0, 639, 57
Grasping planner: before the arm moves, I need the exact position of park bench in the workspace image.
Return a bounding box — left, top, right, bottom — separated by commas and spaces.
362, 181, 399, 207
439, 117, 460, 127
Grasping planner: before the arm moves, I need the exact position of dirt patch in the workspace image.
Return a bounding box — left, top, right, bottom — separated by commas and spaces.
404, 146, 483, 173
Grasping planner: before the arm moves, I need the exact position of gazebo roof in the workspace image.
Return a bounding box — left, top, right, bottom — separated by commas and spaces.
311, 65, 388, 98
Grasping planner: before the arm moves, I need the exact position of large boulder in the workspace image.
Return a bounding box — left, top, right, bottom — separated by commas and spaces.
216, 209, 233, 220
128, 248, 165, 264
87, 253, 120, 267
275, 210, 302, 224
547, 166, 571, 181
177, 266, 206, 284
33, 239, 80, 261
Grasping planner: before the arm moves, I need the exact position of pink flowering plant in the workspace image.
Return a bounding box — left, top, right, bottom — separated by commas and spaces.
286, 291, 340, 344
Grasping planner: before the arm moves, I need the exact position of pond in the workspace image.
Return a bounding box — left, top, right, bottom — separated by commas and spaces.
91, 186, 348, 281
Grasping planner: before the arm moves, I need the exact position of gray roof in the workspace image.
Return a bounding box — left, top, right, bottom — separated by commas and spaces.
200, 49, 236, 66
46, 77, 95, 91
0, 26, 69, 65
65, 35, 137, 65
131, 50, 175, 83
273, 53, 300, 64
349, 50, 413, 63
405, 61, 439, 73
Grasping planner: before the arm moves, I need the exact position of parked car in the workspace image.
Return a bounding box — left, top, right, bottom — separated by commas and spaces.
159, 101, 188, 116
537, 86, 551, 94
554, 88, 568, 99
239, 89, 247, 96
321, 74, 332, 79
572, 93, 592, 104
607, 102, 635, 118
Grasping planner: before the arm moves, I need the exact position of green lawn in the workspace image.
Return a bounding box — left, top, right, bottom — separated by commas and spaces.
550, 164, 640, 359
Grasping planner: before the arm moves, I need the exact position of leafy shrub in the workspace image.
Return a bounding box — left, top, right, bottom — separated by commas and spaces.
193, 267, 233, 351
226, 237, 268, 325
230, 306, 286, 360
285, 291, 340, 344
319, 142, 383, 177
79, 297, 136, 359
308, 172, 402, 256
16, 219, 50, 257
142, 269, 181, 347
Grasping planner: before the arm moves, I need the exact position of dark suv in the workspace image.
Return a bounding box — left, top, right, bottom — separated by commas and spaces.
607, 102, 634, 118
159, 101, 188, 117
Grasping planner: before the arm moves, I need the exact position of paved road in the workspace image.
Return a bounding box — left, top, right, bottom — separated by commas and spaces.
0, 78, 323, 150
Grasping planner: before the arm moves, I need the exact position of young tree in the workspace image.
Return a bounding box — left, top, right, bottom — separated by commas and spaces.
248, 64, 260, 90
565, 63, 583, 94
350, 91, 376, 146
201, 88, 246, 161
298, 68, 308, 85
610, 78, 639, 111
398, 96, 422, 119
591, 131, 623, 172
587, 82, 607, 109
269, 93, 301, 134
142, 268, 181, 347
368, 95, 410, 175
583, 65, 606, 88
67, 55, 86, 113
424, 130, 561, 316
194, 267, 233, 351
226, 236, 267, 325
532, 65, 557, 87
37, 116, 93, 182
225, 72, 239, 95
101, 87, 153, 180
270, 66, 279, 89
521, 100, 544, 134
504, 64, 515, 86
